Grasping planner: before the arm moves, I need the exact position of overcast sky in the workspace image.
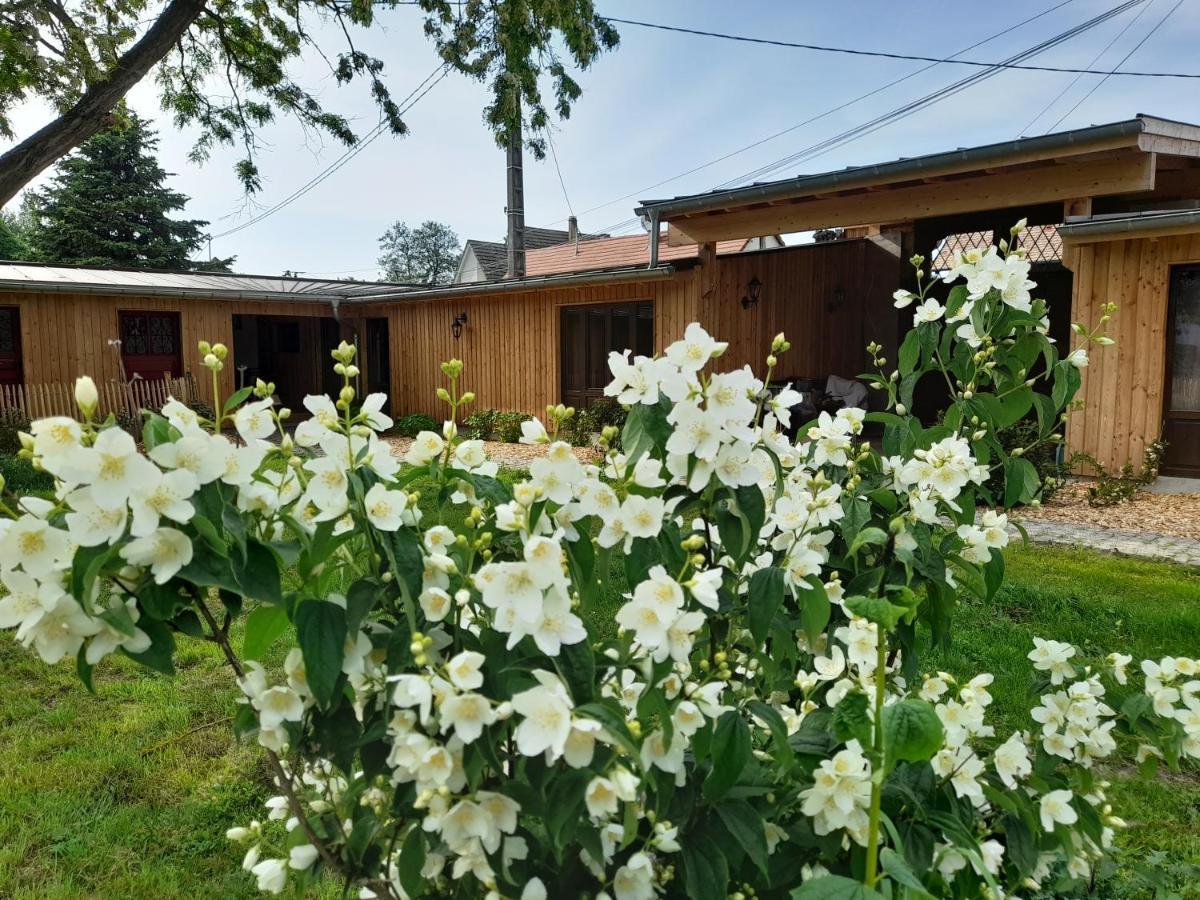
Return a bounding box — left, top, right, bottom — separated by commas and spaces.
7, 0, 1200, 278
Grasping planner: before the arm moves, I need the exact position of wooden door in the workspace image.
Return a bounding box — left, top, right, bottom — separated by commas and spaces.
119, 311, 181, 381
560, 302, 653, 408
1163, 265, 1200, 476
366, 317, 391, 397
0, 307, 23, 385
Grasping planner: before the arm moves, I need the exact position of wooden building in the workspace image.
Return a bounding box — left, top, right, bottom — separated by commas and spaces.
5, 114, 1200, 476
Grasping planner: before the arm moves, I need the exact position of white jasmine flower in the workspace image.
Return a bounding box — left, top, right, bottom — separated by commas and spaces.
405, 430, 445, 465
128, 468, 198, 537
665, 322, 726, 372
363, 483, 409, 531
440, 691, 496, 743
250, 857, 288, 893
120, 527, 193, 584
519, 419, 549, 444
0, 514, 72, 577
1039, 789, 1078, 832
511, 671, 573, 760
235, 398, 276, 442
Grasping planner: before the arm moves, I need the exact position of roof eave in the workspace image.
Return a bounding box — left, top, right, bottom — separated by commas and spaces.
636, 118, 1151, 220
348, 264, 678, 305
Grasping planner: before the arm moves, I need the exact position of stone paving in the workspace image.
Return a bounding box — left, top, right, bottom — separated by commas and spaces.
1012, 518, 1200, 568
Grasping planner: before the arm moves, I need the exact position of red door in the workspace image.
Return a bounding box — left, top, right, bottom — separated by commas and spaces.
0, 307, 22, 385
119, 311, 182, 381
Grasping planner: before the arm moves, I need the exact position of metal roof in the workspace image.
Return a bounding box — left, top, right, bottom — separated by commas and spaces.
0, 262, 419, 302
1058, 207, 1200, 239
352, 264, 678, 304
636, 115, 1193, 220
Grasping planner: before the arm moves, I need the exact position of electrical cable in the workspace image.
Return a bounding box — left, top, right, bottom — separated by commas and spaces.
210, 63, 449, 240
1044, 0, 1184, 132
601, 10, 1200, 79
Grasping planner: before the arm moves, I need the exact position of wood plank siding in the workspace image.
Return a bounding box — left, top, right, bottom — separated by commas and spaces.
388, 239, 902, 418
0, 290, 332, 410
1064, 233, 1200, 469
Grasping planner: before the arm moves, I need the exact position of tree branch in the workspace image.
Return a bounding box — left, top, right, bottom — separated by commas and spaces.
0, 0, 207, 207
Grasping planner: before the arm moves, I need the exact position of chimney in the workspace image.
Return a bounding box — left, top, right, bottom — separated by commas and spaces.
568, 215, 578, 243
505, 113, 526, 279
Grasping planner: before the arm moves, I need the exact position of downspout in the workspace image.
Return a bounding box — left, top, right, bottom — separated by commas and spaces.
648, 210, 660, 269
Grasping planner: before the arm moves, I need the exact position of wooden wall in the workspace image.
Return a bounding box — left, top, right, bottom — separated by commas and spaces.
386, 276, 700, 418
1064, 234, 1200, 469
0, 290, 332, 409
704, 238, 901, 381
386, 238, 902, 419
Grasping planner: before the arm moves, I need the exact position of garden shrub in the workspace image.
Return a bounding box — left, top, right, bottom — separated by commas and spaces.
0, 452, 53, 493
566, 396, 627, 447
491, 410, 525, 443
394, 412, 437, 437
463, 408, 497, 440
3, 224, 1197, 899
988, 417, 1067, 503
1071, 439, 1166, 507
0, 406, 29, 454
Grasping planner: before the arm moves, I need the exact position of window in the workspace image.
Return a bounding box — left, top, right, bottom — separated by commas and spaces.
118, 311, 182, 380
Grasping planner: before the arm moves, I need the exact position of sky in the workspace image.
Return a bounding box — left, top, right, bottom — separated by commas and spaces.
7, 0, 1200, 278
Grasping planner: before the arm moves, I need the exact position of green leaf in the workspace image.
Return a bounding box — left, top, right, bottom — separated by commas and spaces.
715, 799, 769, 876
70, 543, 116, 611
844, 595, 905, 631
746, 699, 793, 766
545, 769, 590, 854
898, 328, 920, 376
345, 579, 382, 634
123, 618, 175, 675
232, 539, 282, 605
747, 567, 785, 644
141, 413, 174, 450
704, 710, 750, 801
554, 639, 596, 705
832, 691, 873, 747
76, 645, 95, 693
621, 396, 671, 464
881, 848, 936, 899
243, 603, 290, 660
681, 830, 729, 900
1003, 456, 1040, 507
791, 875, 885, 899
576, 701, 641, 760
733, 484, 767, 541
882, 698, 943, 768
397, 827, 425, 898
849, 526, 888, 556
799, 577, 832, 641
178, 551, 241, 594
294, 599, 347, 710
382, 528, 423, 602
983, 547, 1004, 600
223, 386, 254, 412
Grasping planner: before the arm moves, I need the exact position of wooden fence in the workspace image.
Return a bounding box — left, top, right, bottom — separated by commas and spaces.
0, 374, 199, 421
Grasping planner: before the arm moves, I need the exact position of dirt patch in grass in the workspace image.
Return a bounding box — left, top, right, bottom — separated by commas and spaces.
1019, 482, 1200, 540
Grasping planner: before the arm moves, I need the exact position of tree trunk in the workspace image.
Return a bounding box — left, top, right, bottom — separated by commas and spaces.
0, 0, 206, 208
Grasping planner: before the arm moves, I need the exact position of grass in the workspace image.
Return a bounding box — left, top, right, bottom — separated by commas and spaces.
1, 544, 1198, 896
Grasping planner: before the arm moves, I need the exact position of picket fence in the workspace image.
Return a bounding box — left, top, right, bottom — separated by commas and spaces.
0, 374, 199, 421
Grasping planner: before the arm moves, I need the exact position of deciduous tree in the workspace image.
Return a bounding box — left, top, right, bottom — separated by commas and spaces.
0, 0, 618, 206
377, 219, 461, 284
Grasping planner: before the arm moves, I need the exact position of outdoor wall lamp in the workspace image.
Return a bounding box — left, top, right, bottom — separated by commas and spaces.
741, 276, 762, 310
451, 312, 468, 340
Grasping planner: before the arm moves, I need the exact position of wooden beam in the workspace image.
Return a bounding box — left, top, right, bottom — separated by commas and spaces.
1063, 197, 1093, 219
667, 153, 1156, 243
698, 242, 718, 302
666, 224, 694, 247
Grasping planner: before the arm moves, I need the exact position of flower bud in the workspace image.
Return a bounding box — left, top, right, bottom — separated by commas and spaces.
895, 403, 907, 416
198, 340, 212, 356
460, 391, 476, 405
203, 353, 221, 370
436, 387, 452, 403
345, 365, 360, 378
771, 332, 788, 353
74, 376, 98, 417
339, 386, 355, 405
212, 342, 228, 361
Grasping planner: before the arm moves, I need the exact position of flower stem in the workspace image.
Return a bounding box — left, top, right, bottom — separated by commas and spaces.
864, 636, 887, 887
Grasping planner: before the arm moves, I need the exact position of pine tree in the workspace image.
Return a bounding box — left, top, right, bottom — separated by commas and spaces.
25, 114, 231, 270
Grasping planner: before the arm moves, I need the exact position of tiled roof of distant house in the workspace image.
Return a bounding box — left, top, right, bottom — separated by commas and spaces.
525, 234, 751, 276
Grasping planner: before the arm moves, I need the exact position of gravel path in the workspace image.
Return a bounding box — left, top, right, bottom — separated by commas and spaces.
1021, 483, 1200, 542
385, 436, 598, 467
1012, 518, 1200, 567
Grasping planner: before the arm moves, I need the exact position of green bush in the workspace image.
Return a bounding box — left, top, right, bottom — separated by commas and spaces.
990, 417, 1067, 503
463, 408, 497, 440
566, 397, 627, 447
1072, 439, 1165, 507
395, 413, 437, 437
0, 407, 29, 455
0, 454, 53, 494
492, 411, 525, 443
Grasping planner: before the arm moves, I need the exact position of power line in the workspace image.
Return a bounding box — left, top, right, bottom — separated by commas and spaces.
1020, 0, 1156, 135
545, 126, 574, 217
601, 11, 1200, 79
210, 64, 449, 240
716, 0, 1147, 191
1045, 0, 1184, 132
584, 0, 1080, 236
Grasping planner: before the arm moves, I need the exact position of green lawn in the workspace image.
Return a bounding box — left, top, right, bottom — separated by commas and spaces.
1, 545, 1198, 897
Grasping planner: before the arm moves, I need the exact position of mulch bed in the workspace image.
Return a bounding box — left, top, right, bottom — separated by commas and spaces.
1019, 482, 1200, 541
385, 436, 599, 467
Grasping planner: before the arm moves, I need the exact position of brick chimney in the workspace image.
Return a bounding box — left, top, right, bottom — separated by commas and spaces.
568, 215, 578, 243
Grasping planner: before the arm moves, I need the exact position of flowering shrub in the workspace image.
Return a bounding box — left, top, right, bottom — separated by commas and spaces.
2, 222, 1197, 899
